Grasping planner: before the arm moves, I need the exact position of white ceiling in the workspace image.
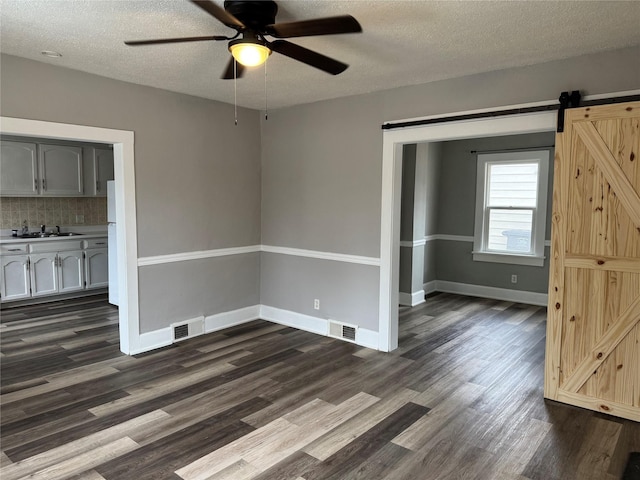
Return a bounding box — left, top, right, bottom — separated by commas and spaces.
1, 0, 639, 110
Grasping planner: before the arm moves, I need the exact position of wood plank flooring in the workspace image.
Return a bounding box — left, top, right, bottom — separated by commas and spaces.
1, 293, 638, 479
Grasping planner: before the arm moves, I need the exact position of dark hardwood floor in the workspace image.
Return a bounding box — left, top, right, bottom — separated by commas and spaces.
1, 293, 638, 479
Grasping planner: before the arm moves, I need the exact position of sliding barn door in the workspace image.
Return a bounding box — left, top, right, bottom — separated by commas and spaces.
545, 101, 640, 421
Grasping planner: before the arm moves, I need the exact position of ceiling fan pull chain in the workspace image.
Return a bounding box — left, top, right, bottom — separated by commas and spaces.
264, 60, 268, 121
234, 59, 238, 126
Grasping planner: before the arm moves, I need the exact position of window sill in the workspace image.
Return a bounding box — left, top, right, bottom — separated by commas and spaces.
472, 251, 545, 267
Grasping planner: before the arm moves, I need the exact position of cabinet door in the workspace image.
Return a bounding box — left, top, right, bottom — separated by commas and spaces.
93, 148, 114, 196
1, 255, 31, 302
39, 144, 83, 196
58, 250, 84, 293
85, 248, 109, 289
0, 140, 39, 196
30, 253, 58, 297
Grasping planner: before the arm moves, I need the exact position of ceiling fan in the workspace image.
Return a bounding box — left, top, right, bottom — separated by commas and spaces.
125, 0, 362, 79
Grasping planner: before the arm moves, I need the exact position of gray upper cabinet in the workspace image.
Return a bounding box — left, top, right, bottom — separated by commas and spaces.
0, 140, 39, 195
90, 147, 114, 196
38, 144, 84, 196
1, 138, 112, 197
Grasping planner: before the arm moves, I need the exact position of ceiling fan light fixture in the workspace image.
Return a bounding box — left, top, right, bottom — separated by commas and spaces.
229, 39, 271, 67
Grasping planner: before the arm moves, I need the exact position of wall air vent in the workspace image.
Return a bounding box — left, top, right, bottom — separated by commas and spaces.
171, 316, 205, 342
174, 324, 189, 340
328, 320, 358, 343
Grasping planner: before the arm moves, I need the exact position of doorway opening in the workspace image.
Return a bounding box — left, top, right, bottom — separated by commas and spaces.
398, 133, 555, 310
0, 116, 140, 354
379, 109, 557, 352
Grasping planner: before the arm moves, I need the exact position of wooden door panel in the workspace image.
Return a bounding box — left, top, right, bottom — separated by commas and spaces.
578, 320, 637, 404
566, 132, 594, 255
545, 101, 640, 421
566, 128, 640, 257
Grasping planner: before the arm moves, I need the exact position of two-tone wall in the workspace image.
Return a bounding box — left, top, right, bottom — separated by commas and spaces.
0, 54, 262, 338
259, 45, 639, 344
414, 132, 556, 305
2, 44, 638, 353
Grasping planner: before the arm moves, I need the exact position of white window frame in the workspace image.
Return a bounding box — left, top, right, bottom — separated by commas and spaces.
473, 149, 549, 267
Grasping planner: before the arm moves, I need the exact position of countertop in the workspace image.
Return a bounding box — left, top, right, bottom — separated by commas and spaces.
0, 232, 107, 244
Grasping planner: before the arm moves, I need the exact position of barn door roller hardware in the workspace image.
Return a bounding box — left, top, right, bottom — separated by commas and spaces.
557, 90, 581, 133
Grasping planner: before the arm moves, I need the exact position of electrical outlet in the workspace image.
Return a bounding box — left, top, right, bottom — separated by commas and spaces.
75, 214, 85, 224
314, 299, 320, 310
511, 274, 518, 284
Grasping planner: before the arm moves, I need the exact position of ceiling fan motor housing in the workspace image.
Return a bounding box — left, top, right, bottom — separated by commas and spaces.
126, 0, 360, 78
223, 1, 278, 30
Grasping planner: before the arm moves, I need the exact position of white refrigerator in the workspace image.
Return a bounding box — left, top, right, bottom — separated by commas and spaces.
107, 181, 119, 306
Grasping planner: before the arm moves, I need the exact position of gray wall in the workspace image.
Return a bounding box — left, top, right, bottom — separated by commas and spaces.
400, 144, 417, 243
2, 44, 638, 337
423, 143, 442, 285
260, 46, 639, 332
0, 54, 262, 333
399, 144, 416, 294
401, 142, 442, 295
260, 253, 379, 329
431, 132, 555, 294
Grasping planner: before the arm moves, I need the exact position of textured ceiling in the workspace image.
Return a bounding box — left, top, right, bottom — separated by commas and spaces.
1, 0, 639, 110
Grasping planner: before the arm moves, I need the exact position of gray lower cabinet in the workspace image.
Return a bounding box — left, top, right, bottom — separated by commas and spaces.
30, 253, 59, 297
30, 250, 84, 297
0, 237, 107, 302
85, 248, 108, 289
0, 254, 30, 301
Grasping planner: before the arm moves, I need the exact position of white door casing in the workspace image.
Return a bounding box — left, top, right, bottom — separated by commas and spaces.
0, 116, 138, 354
379, 91, 639, 352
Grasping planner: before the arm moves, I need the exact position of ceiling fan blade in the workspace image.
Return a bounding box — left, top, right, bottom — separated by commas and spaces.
221, 57, 246, 79
190, 0, 245, 30
268, 40, 348, 75
265, 15, 362, 38
125, 35, 228, 46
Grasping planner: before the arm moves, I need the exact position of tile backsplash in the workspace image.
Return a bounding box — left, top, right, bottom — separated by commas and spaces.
0, 197, 107, 230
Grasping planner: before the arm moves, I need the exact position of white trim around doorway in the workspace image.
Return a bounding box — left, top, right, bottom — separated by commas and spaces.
378, 90, 640, 352
379, 109, 557, 352
1, 116, 140, 355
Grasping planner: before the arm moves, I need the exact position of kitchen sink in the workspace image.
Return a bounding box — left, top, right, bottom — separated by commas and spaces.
19, 232, 83, 238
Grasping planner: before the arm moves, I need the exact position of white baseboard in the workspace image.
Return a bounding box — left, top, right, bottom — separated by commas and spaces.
423, 280, 438, 295
132, 304, 381, 355
425, 280, 548, 306
260, 305, 379, 349
355, 327, 380, 349
128, 280, 546, 355
132, 307, 260, 355
133, 327, 173, 355
259, 305, 328, 335
205, 305, 261, 333
399, 290, 426, 307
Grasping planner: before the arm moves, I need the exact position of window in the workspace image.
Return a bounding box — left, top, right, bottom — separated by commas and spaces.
473, 150, 549, 266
